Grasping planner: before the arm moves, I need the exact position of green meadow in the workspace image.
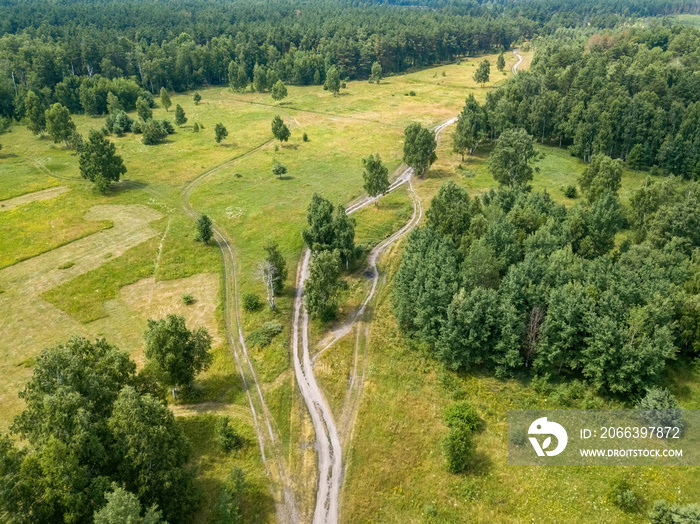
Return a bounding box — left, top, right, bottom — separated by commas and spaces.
3, 45, 697, 521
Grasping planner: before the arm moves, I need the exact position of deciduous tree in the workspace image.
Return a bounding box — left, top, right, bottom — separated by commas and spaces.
324, 65, 342, 96
271, 80, 287, 101
305, 250, 344, 320
271, 115, 290, 142
195, 214, 213, 244
79, 129, 127, 192
45, 103, 76, 146
144, 314, 213, 396
215, 122, 228, 144
159, 87, 171, 112
24, 90, 46, 136
403, 122, 437, 177
488, 128, 536, 187
362, 153, 390, 205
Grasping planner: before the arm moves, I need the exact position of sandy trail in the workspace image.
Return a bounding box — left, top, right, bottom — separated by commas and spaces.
512, 49, 524, 75
294, 118, 455, 524
181, 152, 300, 524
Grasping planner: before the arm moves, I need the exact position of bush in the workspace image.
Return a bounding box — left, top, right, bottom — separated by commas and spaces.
648, 500, 700, 523
444, 401, 481, 432
409, 90, 416, 96
130, 119, 142, 134
303, 132, 309, 142
216, 416, 244, 453
636, 386, 683, 429
607, 476, 638, 512
215, 467, 247, 524
563, 184, 578, 198
246, 321, 283, 348
182, 293, 195, 305
242, 293, 262, 312
443, 426, 475, 474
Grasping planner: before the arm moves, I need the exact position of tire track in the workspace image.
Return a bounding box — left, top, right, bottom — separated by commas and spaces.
293, 118, 455, 524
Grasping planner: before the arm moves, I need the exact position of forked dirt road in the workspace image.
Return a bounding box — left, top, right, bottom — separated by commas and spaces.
293, 118, 455, 524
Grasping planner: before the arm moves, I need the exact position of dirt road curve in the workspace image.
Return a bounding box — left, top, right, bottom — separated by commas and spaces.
294, 118, 456, 524
512, 49, 524, 75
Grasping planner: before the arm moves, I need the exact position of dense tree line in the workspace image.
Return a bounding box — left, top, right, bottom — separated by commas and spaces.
393, 174, 700, 396
1, 0, 694, 123
479, 25, 700, 178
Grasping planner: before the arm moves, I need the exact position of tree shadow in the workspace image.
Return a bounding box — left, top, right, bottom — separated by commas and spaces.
276, 175, 295, 181
0, 152, 18, 159
424, 168, 452, 180
281, 143, 298, 150
111, 179, 148, 194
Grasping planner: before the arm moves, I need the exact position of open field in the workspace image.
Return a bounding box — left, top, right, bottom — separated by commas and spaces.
4, 43, 698, 522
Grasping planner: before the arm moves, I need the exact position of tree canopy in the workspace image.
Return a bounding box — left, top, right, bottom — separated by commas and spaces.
403, 122, 437, 178
0, 336, 199, 523
79, 129, 127, 193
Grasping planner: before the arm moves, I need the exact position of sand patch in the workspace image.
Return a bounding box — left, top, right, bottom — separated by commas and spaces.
0, 186, 70, 211
120, 272, 222, 346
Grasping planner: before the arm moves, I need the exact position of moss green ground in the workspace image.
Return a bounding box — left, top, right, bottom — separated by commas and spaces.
2, 46, 698, 522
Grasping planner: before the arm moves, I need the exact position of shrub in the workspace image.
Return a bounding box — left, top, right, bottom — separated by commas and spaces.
303, 132, 309, 142
182, 293, 195, 305
443, 426, 475, 474
130, 119, 143, 134
563, 184, 578, 198
216, 416, 244, 453
242, 293, 262, 312
246, 321, 283, 348
58, 261, 75, 270
648, 500, 700, 523
409, 90, 416, 96
607, 476, 638, 512
444, 401, 481, 432
636, 386, 683, 429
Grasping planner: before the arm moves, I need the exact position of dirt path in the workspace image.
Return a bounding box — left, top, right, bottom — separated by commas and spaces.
181, 147, 299, 524
512, 49, 524, 75
293, 118, 455, 524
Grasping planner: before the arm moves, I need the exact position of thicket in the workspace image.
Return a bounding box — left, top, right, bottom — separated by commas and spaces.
393, 177, 700, 396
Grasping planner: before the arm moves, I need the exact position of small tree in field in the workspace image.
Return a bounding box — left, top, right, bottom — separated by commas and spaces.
174, 104, 187, 126
370, 61, 383, 84
195, 214, 213, 244
144, 314, 212, 398
362, 153, 390, 205
473, 60, 491, 86
215, 123, 228, 144
271, 80, 288, 102
271, 115, 290, 143
136, 96, 152, 121
497, 52, 506, 72
45, 103, 76, 147
79, 129, 127, 193
272, 162, 287, 179
193, 91, 201, 105
324, 66, 342, 96
159, 87, 171, 112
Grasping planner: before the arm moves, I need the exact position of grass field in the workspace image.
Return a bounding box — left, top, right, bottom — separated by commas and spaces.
4, 44, 697, 523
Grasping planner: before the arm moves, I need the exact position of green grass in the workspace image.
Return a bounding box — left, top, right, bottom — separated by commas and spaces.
42, 235, 160, 323
0, 151, 59, 201
179, 413, 275, 524
0, 190, 112, 268
2, 45, 695, 522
